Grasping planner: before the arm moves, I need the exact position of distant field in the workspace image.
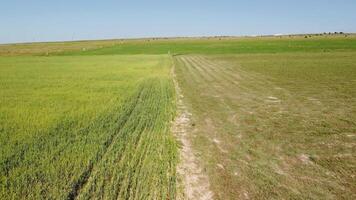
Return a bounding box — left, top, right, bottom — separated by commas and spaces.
1, 35, 356, 56
0, 40, 119, 56
64, 35, 356, 56
174, 52, 356, 199
1, 36, 356, 199
0, 55, 178, 199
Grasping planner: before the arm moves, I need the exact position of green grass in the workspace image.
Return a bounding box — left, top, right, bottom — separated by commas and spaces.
59, 35, 356, 56
0, 55, 178, 199
1, 35, 356, 56
174, 52, 356, 199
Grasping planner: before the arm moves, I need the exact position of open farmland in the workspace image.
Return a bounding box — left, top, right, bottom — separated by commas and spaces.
1, 35, 356, 56
0, 35, 356, 199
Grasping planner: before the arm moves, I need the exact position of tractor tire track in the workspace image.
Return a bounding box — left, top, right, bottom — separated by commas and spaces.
67, 89, 144, 200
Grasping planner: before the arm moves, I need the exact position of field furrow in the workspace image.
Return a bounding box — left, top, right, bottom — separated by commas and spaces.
68, 87, 144, 200
75, 78, 178, 200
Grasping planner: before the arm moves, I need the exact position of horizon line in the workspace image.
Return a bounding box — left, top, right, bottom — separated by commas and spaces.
1, 32, 354, 46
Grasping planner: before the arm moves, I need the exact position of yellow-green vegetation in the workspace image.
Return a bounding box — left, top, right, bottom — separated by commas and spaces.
0, 40, 121, 56
1, 35, 356, 200
1, 35, 356, 56
0, 55, 178, 199
65, 35, 356, 55
174, 53, 356, 199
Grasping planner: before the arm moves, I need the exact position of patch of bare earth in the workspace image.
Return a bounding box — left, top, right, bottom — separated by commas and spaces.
171, 65, 214, 200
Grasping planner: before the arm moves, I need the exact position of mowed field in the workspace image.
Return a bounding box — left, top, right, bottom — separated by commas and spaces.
0, 35, 355, 199
174, 53, 356, 199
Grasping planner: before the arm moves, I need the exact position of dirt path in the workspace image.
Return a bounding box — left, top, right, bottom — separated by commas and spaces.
171, 63, 214, 200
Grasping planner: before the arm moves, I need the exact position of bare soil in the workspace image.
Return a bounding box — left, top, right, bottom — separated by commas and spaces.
171, 65, 214, 200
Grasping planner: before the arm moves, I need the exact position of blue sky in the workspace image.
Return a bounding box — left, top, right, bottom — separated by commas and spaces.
1, 0, 356, 43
